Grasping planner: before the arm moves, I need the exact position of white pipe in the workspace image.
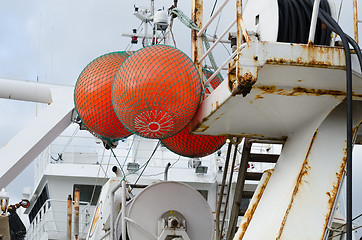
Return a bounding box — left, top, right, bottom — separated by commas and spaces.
199, 19, 236, 63
0, 77, 52, 104
308, 0, 322, 43
197, 0, 230, 37
122, 180, 127, 240
110, 181, 122, 240
203, 43, 247, 87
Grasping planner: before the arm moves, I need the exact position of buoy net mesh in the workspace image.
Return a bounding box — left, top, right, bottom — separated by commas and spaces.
74, 52, 132, 141
112, 45, 202, 139
203, 68, 223, 96
161, 125, 227, 158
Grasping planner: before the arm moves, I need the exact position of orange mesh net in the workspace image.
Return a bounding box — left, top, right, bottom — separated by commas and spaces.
161, 125, 226, 158
112, 45, 202, 139
203, 68, 223, 96
74, 52, 132, 140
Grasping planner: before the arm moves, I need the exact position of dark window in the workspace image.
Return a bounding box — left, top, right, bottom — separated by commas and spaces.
197, 190, 208, 201
29, 184, 50, 223
73, 184, 102, 206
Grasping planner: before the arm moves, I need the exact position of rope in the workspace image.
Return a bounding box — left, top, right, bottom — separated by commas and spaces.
171, 7, 224, 82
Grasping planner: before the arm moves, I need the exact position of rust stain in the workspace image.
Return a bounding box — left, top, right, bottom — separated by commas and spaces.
322, 153, 347, 236
255, 85, 356, 98
237, 170, 273, 240
277, 131, 318, 239
232, 72, 257, 97
196, 123, 209, 132
254, 94, 264, 100
265, 44, 346, 69
216, 100, 220, 109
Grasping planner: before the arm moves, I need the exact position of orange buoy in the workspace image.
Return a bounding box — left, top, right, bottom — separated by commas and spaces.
112, 45, 202, 139
203, 68, 223, 96
74, 52, 132, 140
161, 125, 227, 158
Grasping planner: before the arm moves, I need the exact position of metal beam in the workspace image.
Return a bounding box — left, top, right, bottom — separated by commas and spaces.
191, 0, 203, 75
226, 138, 252, 240
0, 83, 74, 188
233, 100, 362, 239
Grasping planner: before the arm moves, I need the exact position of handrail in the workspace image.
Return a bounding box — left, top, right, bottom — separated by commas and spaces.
26, 199, 91, 240
199, 19, 237, 63
308, 0, 322, 43
197, 0, 230, 37
203, 43, 247, 88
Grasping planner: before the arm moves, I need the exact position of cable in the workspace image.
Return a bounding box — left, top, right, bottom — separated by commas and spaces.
210, 0, 219, 17
277, 0, 331, 45
129, 141, 161, 193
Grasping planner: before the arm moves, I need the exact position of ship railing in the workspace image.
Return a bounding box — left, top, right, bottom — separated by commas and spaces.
26, 199, 91, 240
34, 134, 222, 180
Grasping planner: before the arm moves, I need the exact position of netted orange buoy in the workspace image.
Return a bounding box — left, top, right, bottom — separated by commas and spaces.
161, 125, 227, 158
74, 52, 132, 140
112, 45, 202, 139
203, 68, 223, 96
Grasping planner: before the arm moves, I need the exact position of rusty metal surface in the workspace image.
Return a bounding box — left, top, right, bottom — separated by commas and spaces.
191, 0, 203, 75
74, 188, 80, 239
236, 0, 250, 45
190, 41, 362, 138
353, 0, 359, 44
67, 195, 72, 240
233, 169, 273, 240
236, 101, 362, 239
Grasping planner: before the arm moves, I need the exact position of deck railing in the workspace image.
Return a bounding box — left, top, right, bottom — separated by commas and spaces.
26, 199, 91, 240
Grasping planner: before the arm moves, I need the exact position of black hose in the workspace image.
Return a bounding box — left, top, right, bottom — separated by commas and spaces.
277, 0, 331, 45
277, 2, 359, 239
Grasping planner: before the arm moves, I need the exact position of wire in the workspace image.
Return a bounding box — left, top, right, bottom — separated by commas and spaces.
141, 155, 181, 177
110, 148, 126, 179
129, 141, 161, 193
210, 0, 219, 17
122, 137, 135, 168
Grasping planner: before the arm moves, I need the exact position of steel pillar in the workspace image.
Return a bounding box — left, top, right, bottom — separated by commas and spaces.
234, 100, 362, 239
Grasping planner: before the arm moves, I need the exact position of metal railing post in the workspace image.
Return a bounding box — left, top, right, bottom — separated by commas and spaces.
353, 0, 359, 44
308, 0, 321, 44
191, 0, 203, 75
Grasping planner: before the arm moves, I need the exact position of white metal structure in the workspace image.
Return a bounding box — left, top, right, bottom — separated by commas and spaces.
0, 78, 74, 189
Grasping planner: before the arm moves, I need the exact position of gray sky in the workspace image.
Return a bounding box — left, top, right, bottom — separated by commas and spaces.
0, 0, 361, 237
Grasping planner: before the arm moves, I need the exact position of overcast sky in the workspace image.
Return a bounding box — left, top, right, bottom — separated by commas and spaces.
0, 0, 361, 237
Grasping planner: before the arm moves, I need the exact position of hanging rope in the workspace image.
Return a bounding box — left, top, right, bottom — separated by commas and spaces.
171, 7, 224, 82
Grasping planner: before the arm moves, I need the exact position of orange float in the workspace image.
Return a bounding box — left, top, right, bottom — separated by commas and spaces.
203, 68, 223, 96
74, 52, 132, 140
161, 125, 227, 158
112, 45, 202, 139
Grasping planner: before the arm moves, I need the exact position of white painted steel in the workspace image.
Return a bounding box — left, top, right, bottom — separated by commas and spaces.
127, 181, 214, 240
121, 181, 126, 240
0, 83, 74, 188
197, 0, 230, 37
242, 0, 279, 41
308, 0, 322, 43
0, 77, 52, 104
191, 41, 362, 138
238, 101, 362, 239
234, 169, 274, 240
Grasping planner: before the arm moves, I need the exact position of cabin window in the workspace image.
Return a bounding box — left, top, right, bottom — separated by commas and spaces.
73, 184, 102, 206
29, 184, 50, 223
